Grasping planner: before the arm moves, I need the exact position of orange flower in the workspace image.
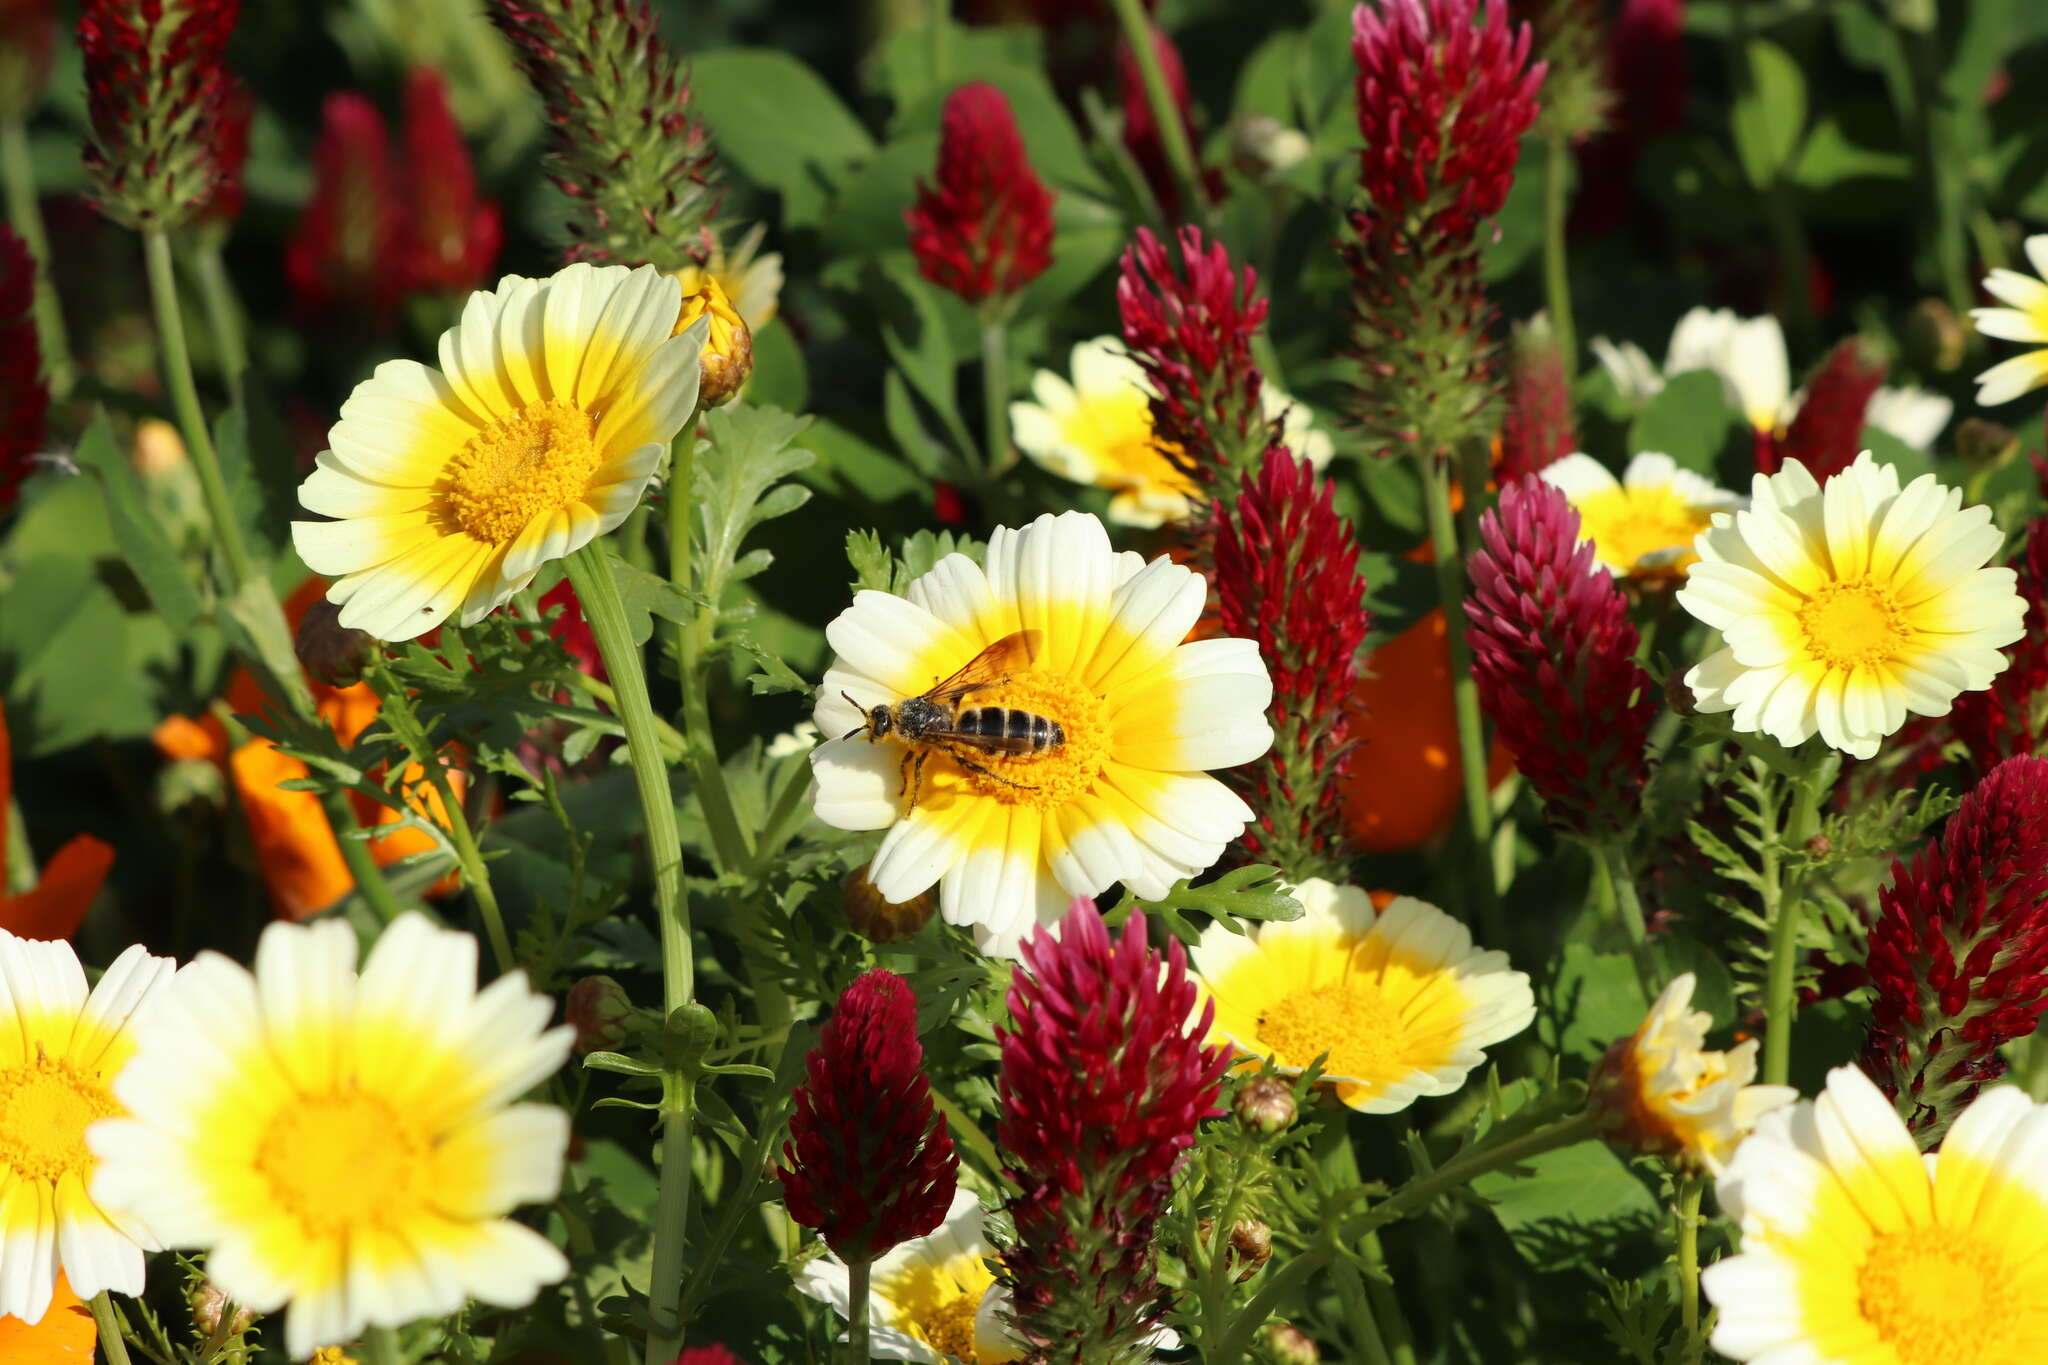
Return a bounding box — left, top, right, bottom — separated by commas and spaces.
0, 1273, 96, 1362
0, 701, 113, 941
228, 738, 355, 921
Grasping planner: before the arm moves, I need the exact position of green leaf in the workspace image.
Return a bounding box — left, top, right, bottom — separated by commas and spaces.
1107, 865, 1303, 944
733, 633, 811, 696
1541, 943, 1650, 1064
1628, 370, 1745, 479
1731, 39, 1807, 189
1471, 1139, 1660, 1270
608, 553, 701, 647
688, 51, 875, 229
845, 529, 895, 593
74, 415, 202, 630
744, 318, 808, 415
693, 405, 818, 608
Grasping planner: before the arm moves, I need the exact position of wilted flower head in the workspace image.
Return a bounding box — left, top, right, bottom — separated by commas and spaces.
778, 969, 958, 1264
79, 0, 243, 230
0, 226, 46, 509
1466, 476, 1657, 838
1515, 0, 1610, 142
906, 82, 1055, 305
194, 83, 253, 226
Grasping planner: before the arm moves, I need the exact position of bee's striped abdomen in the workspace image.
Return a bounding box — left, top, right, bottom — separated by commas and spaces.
956, 706, 1065, 752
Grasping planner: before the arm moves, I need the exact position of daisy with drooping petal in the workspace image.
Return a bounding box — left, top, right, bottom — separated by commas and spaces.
0, 932, 171, 1325
1591, 973, 1795, 1174
1677, 452, 2025, 759
291, 262, 704, 642
794, 1186, 1020, 1364
88, 914, 573, 1359
1009, 337, 1332, 528
810, 511, 1274, 956
1539, 451, 1740, 577
1186, 879, 1534, 1114
1971, 233, 2048, 405
1702, 1065, 2048, 1363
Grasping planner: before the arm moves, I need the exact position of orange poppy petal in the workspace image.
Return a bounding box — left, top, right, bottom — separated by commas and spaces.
0, 1273, 97, 1363
0, 835, 113, 941
151, 713, 227, 765
230, 740, 354, 921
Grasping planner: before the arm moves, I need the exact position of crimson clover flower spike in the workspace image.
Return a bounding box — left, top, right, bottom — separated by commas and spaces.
1773, 337, 1887, 480
285, 93, 403, 326
395, 67, 503, 297
1862, 754, 2048, 1146
996, 905, 1228, 1358
79, 0, 243, 231
1949, 513, 2048, 775
194, 83, 253, 226
776, 969, 958, 1265
0, 228, 46, 510
905, 82, 1055, 305
1465, 477, 1657, 840
1213, 449, 1371, 878
1497, 315, 1578, 483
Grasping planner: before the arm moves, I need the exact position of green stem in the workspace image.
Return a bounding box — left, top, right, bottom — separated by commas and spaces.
559, 671, 686, 761
978, 313, 1012, 478
1904, 25, 1974, 319
362, 1325, 403, 1365
1761, 771, 1821, 1087
1597, 838, 1659, 999
644, 1107, 695, 1363
1358, 1110, 1602, 1235
425, 761, 513, 975
143, 227, 256, 592
667, 428, 752, 874
189, 236, 249, 408
1540, 131, 1576, 365
1677, 1178, 1705, 1361
322, 789, 406, 925
87, 1293, 134, 1365
1335, 1260, 1396, 1365
0, 117, 73, 397
1358, 1230, 1419, 1365
1420, 453, 1500, 938
1105, 0, 1205, 221
847, 1258, 873, 1364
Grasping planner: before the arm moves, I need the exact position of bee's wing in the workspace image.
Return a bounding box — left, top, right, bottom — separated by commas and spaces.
922, 630, 1042, 703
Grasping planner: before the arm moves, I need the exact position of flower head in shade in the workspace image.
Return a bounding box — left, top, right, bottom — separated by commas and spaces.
0, 227, 47, 510
285, 92, 404, 325
1702, 1066, 2048, 1363
1539, 452, 1739, 579
1115, 227, 1280, 492
395, 67, 502, 297
906, 83, 1054, 305
79, 0, 242, 230
486, 0, 720, 271
1971, 233, 2048, 405
996, 905, 1226, 1359
89, 914, 574, 1359
1467, 477, 1658, 838
1188, 880, 1533, 1114
778, 970, 957, 1265
808, 512, 1273, 956
794, 1188, 1021, 1364
1948, 515, 2048, 774
1010, 335, 1330, 528
291, 263, 702, 641
0, 700, 113, 942
0, 932, 172, 1323
1775, 337, 1888, 480
1862, 756, 2048, 1143
1212, 452, 1370, 878
1496, 315, 1578, 483
1677, 454, 2025, 759
1591, 973, 1795, 1174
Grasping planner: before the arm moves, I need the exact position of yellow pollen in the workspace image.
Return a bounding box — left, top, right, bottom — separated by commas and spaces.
0, 1054, 118, 1182
1798, 578, 1907, 670
1258, 980, 1403, 1079
1856, 1228, 2011, 1365
443, 398, 603, 545
883, 1255, 994, 1363
1576, 486, 1711, 574
949, 669, 1110, 810
907, 1293, 982, 1362
256, 1091, 429, 1238
1062, 391, 1196, 500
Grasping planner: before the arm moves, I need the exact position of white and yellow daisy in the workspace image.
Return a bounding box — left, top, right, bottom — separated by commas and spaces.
1971, 233, 2048, 405
1591, 973, 1795, 1174
674, 221, 784, 333
1186, 880, 1534, 1114
1863, 386, 1952, 453
794, 1187, 1020, 1364
1539, 452, 1741, 578
0, 934, 172, 1324
88, 914, 572, 1359
292, 263, 704, 642
1664, 306, 1792, 435
810, 511, 1273, 956
1702, 1065, 2048, 1363
1009, 337, 1332, 529
1676, 452, 2024, 759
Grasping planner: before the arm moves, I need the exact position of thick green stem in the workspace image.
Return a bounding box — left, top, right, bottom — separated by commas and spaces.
1336, 1260, 1396, 1365
1677, 1178, 1705, 1361
979, 315, 1012, 478
322, 789, 405, 925
1597, 838, 1658, 999
363, 1325, 404, 1365
88, 1293, 134, 1365
667, 430, 751, 874
1761, 773, 1821, 1087
1541, 131, 1576, 364
190, 237, 249, 408
1358, 1230, 1419, 1365
1420, 453, 1500, 938
1105, 0, 1205, 220
847, 1258, 874, 1364
143, 227, 256, 592
0, 117, 73, 397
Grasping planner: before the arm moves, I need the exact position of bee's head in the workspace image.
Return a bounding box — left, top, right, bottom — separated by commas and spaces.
869, 704, 893, 739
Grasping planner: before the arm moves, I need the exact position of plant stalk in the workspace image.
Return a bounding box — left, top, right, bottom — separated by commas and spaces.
979, 314, 1012, 478
1677, 1177, 1705, 1361
1541, 130, 1576, 364
88, 1293, 134, 1365
1761, 769, 1822, 1087
1105, 0, 1205, 221
1597, 838, 1658, 999
846, 1258, 874, 1364
423, 760, 513, 974
190, 236, 249, 407
667, 427, 752, 874
363, 1325, 403, 1365
322, 789, 405, 925
0, 117, 73, 397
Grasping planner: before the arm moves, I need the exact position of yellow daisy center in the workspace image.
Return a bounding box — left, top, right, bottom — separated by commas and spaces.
256, 1091, 429, 1237
0, 1053, 118, 1182
444, 398, 603, 545
1798, 578, 1907, 669
883, 1253, 994, 1363
1062, 390, 1195, 501
1257, 980, 1403, 1078
1576, 485, 1711, 573
1855, 1227, 2012, 1364
953, 669, 1110, 811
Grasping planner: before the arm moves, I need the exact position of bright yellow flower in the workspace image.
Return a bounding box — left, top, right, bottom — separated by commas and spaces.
88, 915, 573, 1358
1703, 1065, 2048, 1363
671, 222, 783, 332
1970, 233, 2048, 405
1677, 453, 2025, 759
1187, 879, 1533, 1114
292, 263, 704, 641
1539, 452, 1738, 578
674, 276, 752, 408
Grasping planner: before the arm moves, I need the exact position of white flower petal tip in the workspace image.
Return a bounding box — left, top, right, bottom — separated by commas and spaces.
1972, 246, 2048, 407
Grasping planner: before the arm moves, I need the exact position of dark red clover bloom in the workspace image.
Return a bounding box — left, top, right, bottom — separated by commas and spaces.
1497, 316, 1577, 483
1465, 477, 1657, 839
1949, 507, 2048, 776
80, 0, 243, 230
0, 227, 46, 509
777, 969, 957, 1264
1772, 337, 1887, 479
396, 67, 502, 295
285, 92, 403, 326
996, 904, 1227, 1358
906, 82, 1055, 305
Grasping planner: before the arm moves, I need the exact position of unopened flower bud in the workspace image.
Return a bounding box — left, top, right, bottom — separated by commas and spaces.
1229, 1216, 1273, 1275
673, 276, 751, 409
565, 975, 633, 1054
132, 417, 187, 477
1905, 297, 1966, 374
1955, 417, 2018, 470
1663, 668, 1699, 718
1267, 1322, 1321, 1365
1234, 1076, 1297, 1133
294, 598, 376, 688
1230, 114, 1311, 181
1805, 834, 1833, 860
844, 862, 937, 944
192, 1282, 255, 1338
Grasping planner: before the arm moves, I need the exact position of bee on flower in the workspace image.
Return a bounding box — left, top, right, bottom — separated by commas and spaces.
1539, 451, 1740, 579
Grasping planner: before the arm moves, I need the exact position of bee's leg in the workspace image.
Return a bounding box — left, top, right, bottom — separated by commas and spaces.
906, 748, 931, 807
953, 754, 1037, 791
897, 748, 916, 799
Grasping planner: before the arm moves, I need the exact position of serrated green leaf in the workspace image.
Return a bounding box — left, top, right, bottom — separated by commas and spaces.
74, 415, 202, 631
